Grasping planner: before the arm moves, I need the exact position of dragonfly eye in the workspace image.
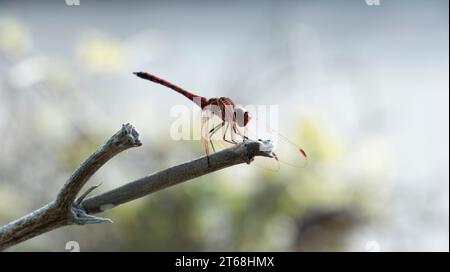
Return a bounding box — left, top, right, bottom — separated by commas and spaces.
234, 106, 249, 127
244, 111, 251, 126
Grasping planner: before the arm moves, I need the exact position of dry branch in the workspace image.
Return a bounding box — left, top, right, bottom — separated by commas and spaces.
0, 123, 272, 251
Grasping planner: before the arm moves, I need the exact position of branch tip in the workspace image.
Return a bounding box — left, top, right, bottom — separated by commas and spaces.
71, 206, 113, 225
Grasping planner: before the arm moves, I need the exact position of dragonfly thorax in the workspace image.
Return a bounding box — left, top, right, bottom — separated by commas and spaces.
205, 97, 250, 127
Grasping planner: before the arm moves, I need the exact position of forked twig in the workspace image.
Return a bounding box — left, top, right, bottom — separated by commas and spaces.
0, 124, 272, 251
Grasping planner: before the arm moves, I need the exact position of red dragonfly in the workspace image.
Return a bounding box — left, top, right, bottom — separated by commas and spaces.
134, 71, 307, 168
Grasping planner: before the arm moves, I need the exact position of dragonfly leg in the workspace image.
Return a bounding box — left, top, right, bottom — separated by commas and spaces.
209, 139, 216, 152
208, 122, 225, 154
209, 123, 223, 135
209, 122, 224, 139
272, 151, 279, 160
232, 124, 245, 143
271, 151, 281, 171
222, 123, 237, 144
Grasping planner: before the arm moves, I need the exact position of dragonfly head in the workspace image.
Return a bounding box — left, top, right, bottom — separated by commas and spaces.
235, 105, 251, 127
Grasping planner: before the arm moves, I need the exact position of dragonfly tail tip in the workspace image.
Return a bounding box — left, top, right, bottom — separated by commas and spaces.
133, 71, 145, 78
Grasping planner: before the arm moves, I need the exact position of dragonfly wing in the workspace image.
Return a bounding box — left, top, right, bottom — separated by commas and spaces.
200, 110, 228, 156
200, 114, 211, 157
271, 133, 308, 168
242, 114, 308, 169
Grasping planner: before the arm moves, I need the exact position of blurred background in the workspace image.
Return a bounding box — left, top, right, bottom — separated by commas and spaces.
0, 0, 448, 251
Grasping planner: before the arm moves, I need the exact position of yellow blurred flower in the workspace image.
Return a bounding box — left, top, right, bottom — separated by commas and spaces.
77, 32, 124, 73
298, 118, 344, 161
0, 17, 31, 58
